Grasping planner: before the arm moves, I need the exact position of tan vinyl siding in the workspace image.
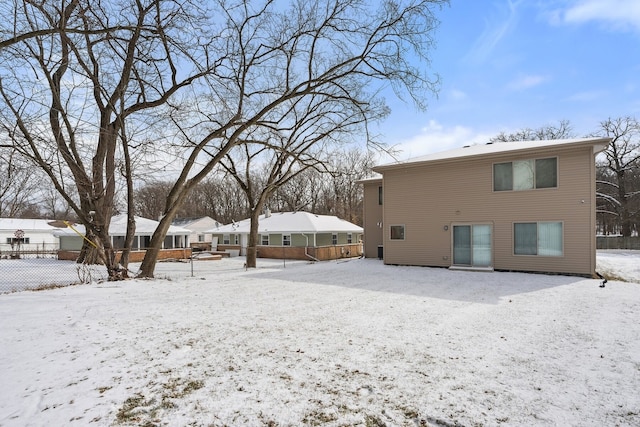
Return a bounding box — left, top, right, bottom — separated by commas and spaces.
362, 180, 383, 258
381, 145, 597, 276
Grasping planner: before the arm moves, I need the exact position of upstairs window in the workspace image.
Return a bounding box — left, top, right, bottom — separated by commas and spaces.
494, 157, 557, 191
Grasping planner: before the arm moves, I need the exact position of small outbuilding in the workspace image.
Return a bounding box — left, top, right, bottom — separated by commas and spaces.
208, 211, 363, 261
172, 216, 221, 251
0, 218, 65, 257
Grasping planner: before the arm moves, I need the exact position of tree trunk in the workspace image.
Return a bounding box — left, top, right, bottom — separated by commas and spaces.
137, 210, 178, 278
245, 208, 262, 268
121, 215, 136, 270
617, 171, 632, 237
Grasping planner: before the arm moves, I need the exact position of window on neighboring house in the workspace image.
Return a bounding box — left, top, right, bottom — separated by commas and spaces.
7, 237, 29, 244
347, 233, 352, 244
332, 234, 338, 245
494, 157, 557, 191
234, 235, 240, 245
390, 225, 405, 240
514, 222, 563, 256
378, 186, 383, 205
283, 234, 291, 246
223, 234, 230, 245
198, 234, 205, 242
261, 234, 269, 246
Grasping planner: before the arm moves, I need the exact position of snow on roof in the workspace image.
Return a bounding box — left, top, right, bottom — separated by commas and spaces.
53, 215, 190, 236
172, 216, 221, 232
355, 174, 383, 184
0, 218, 63, 232
208, 211, 362, 234
374, 137, 611, 171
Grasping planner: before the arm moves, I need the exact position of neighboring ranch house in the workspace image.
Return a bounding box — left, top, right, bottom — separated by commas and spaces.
55, 214, 192, 261
208, 211, 363, 261
0, 218, 65, 255
172, 216, 221, 250
361, 137, 610, 277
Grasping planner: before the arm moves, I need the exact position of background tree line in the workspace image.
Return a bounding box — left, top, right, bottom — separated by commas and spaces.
132, 147, 376, 226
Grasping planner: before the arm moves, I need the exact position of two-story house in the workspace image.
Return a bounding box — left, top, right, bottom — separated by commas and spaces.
361, 137, 610, 277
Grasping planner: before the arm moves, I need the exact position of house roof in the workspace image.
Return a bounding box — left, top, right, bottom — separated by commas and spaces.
208, 211, 363, 234
373, 137, 611, 172
172, 216, 222, 232
0, 218, 65, 232
53, 215, 190, 237
355, 174, 383, 184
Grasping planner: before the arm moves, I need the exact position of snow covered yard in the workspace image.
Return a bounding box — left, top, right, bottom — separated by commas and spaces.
1, 253, 639, 426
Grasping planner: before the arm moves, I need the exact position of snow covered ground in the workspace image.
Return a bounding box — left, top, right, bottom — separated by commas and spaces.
1, 252, 639, 426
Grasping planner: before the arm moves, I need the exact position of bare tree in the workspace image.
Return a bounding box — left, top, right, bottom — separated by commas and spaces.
137, 0, 447, 276
490, 120, 575, 142
221, 128, 331, 268
321, 148, 377, 225
133, 176, 249, 224
0, 0, 216, 279
594, 117, 640, 237
134, 181, 175, 221
0, 148, 43, 217
1, 0, 446, 278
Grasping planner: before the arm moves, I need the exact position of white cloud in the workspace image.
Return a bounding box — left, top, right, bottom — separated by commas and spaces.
565, 90, 608, 102
466, 0, 522, 63
378, 120, 494, 163
450, 89, 468, 100
555, 0, 640, 32
507, 74, 549, 90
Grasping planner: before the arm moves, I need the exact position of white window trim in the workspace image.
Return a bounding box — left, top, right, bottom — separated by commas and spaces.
390, 224, 405, 241
493, 157, 559, 192
513, 221, 564, 257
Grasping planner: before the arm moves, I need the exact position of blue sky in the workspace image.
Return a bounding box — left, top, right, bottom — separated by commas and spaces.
376, 0, 640, 160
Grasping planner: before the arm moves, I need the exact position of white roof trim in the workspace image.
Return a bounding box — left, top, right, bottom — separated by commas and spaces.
374, 137, 611, 171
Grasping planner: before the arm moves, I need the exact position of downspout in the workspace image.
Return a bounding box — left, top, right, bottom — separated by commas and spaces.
302, 233, 320, 262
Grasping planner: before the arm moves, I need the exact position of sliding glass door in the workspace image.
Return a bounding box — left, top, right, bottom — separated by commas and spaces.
452, 224, 492, 267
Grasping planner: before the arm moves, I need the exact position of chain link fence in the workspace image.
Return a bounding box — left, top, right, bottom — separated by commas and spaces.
0, 247, 107, 294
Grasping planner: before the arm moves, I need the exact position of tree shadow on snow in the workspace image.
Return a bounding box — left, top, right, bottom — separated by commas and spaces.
245, 258, 596, 304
